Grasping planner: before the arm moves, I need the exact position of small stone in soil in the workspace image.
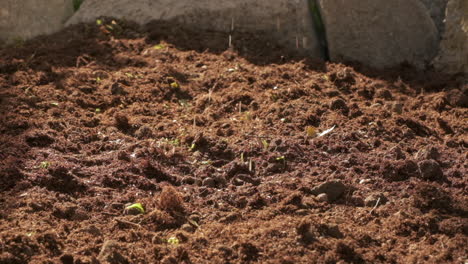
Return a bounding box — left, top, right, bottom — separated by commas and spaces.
418, 159, 444, 181
202, 177, 216, 188
316, 193, 328, 202
310, 180, 346, 202
181, 223, 195, 233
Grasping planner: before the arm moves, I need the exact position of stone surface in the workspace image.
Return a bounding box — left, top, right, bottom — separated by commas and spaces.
67, 0, 322, 58
432, 0, 468, 75
310, 180, 346, 202
0, 0, 73, 43
419, 0, 448, 38
318, 0, 439, 69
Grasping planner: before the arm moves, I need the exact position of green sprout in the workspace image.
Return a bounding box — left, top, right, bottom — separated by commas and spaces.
96, 77, 102, 83
51, 102, 59, 106
170, 81, 180, 89
276, 156, 285, 161
39, 161, 51, 169
125, 203, 145, 214
190, 143, 196, 151
167, 237, 179, 245
95, 108, 101, 113
153, 44, 165, 50
96, 19, 103, 26
262, 140, 269, 151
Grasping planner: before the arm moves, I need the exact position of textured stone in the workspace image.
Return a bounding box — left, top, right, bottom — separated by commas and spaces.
67, 0, 323, 58
310, 180, 346, 201
0, 0, 73, 43
318, 0, 439, 69
419, 0, 448, 38
432, 0, 468, 75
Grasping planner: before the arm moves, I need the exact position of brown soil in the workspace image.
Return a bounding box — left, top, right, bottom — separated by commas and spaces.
0, 19, 467, 264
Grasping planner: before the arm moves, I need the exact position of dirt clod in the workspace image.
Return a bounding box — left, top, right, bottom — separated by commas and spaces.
418, 159, 444, 181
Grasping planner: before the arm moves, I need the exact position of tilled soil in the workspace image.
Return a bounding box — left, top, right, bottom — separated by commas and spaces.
0, 19, 467, 264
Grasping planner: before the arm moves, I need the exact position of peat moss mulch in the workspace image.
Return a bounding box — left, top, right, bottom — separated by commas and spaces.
0, 19, 467, 264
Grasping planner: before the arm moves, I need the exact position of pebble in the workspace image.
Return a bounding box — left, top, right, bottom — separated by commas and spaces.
418, 159, 444, 181
202, 177, 216, 188
310, 180, 346, 202
181, 224, 195, 233
316, 193, 329, 202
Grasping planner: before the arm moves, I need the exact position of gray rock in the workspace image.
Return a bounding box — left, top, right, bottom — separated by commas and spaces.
0, 0, 73, 43
311, 180, 346, 201
419, 0, 448, 38
432, 0, 468, 75
66, 0, 322, 58
418, 159, 444, 180
318, 0, 439, 69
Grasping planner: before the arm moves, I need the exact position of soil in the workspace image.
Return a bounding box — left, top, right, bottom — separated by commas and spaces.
0, 19, 467, 264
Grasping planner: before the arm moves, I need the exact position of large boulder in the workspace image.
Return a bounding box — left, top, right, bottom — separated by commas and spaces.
0, 0, 73, 43
318, 0, 439, 69
66, 0, 323, 58
419, 0, 448, 39
432, 0, 468, 75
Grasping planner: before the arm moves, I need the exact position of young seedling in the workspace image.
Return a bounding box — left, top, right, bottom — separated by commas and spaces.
170, 81, 180, 89
124, 203, 145, 215
39, 161, 51, 169
153, 44, 165, 50
262, 140, 269, 151
306, 126, 317, 138
167, 236, 179, 245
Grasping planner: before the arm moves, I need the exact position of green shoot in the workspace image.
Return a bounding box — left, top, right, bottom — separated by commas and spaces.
261, 140, 269, 151
167, 236, 179, 245
153, 44, 165, 50
170, 81, 180, 89
39, 161, 51, 169
125, 203, 145, 214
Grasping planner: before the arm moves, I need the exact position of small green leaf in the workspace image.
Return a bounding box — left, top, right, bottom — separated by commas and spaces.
95, 108, 101, 113
51, 102, 59, 106
125, 203, 145, 214
153, 44, 165, 50
170, 82, 180, 89
96, 19, 103, 26
167, 236, 179, 245
276, 156, 285, 161
39, 161, 51, 169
